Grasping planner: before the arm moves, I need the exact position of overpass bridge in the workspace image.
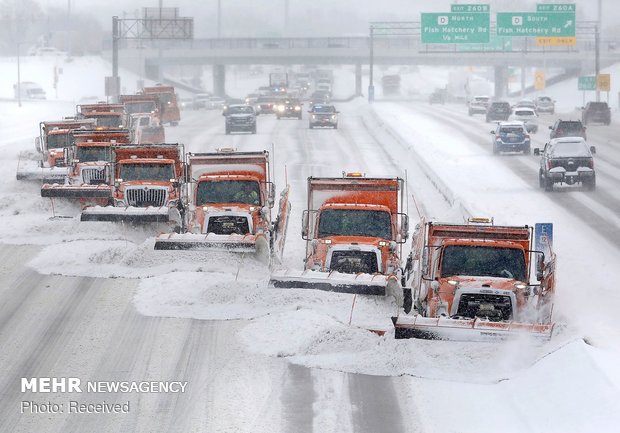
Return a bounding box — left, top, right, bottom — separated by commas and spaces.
109, 28, 620, 97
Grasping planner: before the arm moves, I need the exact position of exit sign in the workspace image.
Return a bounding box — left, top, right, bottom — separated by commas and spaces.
451, 4, 489, 13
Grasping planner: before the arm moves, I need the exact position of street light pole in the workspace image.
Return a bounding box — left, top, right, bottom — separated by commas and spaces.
217, 0, 221, 38
284, 0, 289, 36
17, 43, 21, 107
368, 25, 375, 103
595, 24, 600, 102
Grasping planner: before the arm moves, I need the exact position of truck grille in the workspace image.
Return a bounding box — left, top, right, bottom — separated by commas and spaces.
455, 293, 513, 321
81, 167, 108, 185
206, 215, 250, 235
329, 250, 379, 274
125, 186, 167, 207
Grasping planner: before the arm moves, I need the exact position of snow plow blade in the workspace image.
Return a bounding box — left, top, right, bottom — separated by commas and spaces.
80, 206, 170, 223
16, 160, 67, 182
391, 315, 554, 341
41, 184, 112, 199
154, 232, 263, 254
269, 270, 391, 296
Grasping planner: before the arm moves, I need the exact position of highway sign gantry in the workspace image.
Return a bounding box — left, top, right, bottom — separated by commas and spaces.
421, 8, 490, 44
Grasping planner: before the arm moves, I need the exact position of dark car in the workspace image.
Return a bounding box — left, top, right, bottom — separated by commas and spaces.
275, 98, 303, 119
308, 104, 338, 129
534, 137, 596, 191
222, 98, 245, 116
549, 119, 587, 140
223, 104, 256, 134
490, 121, 531, 154
486, 101, 511, 122
582, 101, 611, 125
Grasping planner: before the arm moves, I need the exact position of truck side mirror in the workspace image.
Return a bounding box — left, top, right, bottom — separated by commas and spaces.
35, 136, 42, 153
63, 148, 70, 166
401, 214, 409, 241
268, 183, 275, 208
548, 125, 552, 130
301, 210, 309, 239
533, 148, 541, 156
590, 146, 596, 154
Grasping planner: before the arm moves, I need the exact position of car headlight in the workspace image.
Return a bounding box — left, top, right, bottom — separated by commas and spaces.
294, 106, 301, 111
331, 115, 337, 120
278, 105, 285, 112
312, 115, 317, 119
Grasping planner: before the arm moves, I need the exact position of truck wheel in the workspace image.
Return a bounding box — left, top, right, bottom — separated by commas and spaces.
403, 289, 413, 314
225, 127, 230, 135
333, 123, 338, 130
523, 146, 531, 155
309, 124, 313, 129
252, 126, 257, 134
545, 178, 554, 192
539, 170, 545, 188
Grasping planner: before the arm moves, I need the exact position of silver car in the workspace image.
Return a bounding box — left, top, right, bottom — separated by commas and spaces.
535, 96, 555, 114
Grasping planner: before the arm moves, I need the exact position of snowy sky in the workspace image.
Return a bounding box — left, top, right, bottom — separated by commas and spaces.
39, 0, 620, 38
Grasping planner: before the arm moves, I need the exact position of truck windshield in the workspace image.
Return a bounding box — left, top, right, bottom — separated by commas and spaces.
441, 245, 526, 281
125, 102, 156, 114
76, 147, 110, 162
93, 116, 123, 128
196, 180, 261, 205
228, 106, 254, 114
119, 163, 175, 181
318, 209, 392, 239
46, 133, 71, 149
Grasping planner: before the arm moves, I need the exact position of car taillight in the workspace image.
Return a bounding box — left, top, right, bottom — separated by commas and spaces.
525, 134, 530, 140
547, 160, 553, 170
588, 159, 594, 169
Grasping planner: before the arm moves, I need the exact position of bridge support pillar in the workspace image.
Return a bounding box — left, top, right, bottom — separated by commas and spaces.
355, 63, 362, 96
494, 66, 507, 99
214, 64, 226, 97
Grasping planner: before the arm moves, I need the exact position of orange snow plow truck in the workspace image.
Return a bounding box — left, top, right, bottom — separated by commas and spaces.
270, 174, 409, 298
154, 149, 291, 261
80, 143, 184, 222
16, 118, 96, 182
393, 218, 556, 341
40, 130, 131, 199
142, 85, 180, 126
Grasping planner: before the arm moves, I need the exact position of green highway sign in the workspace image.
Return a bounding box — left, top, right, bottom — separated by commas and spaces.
496, 12, 576, 37
537, 4, 575, 13
451, 4, 489, 13
578, 76, 596, 91
421, 12, 490, 43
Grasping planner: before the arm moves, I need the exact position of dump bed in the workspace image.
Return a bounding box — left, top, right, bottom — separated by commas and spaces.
188, 151, 269, 183
427, 222, 531, 250
77, 103, 125, 114
307, 176, 402, 214
114, 144, 181, 164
